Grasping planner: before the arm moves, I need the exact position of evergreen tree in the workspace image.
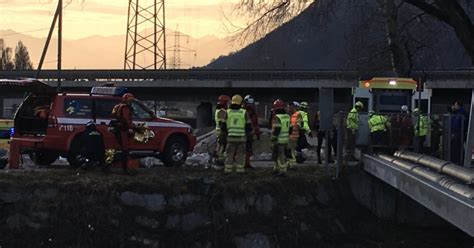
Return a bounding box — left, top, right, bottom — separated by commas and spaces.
0, 39, 14, 71
14, 41, 33, 70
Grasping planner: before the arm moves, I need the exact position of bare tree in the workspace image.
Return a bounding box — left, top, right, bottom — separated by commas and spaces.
232, 0, 474, 73
379, 0, 411, 76
229, 0, 313, 41
404, 0, 474, 64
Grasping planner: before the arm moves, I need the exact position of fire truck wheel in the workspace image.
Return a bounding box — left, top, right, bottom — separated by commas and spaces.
29, 151, 59, 166
67, 138, 81, 168
162, 136, 188, 167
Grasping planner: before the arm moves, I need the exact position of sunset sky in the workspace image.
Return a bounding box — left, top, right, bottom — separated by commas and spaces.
0, 0, 244, 40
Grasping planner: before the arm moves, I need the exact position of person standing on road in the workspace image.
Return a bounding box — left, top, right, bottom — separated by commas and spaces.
314, 111, 335, 164
215, 95, 230, 167
450, 100, 467, 164
413, 108, 428, 154
296, 101, 311, 163
345, 101, 363, 162
287, 101, 302, 170
272, 99, 291, 176
243, 95, 260, 169
77, 121, 105, 170
368, 110, 389, 153
111, 93, 135, 175
224, 95, 251, 174
391, 105, 413, 149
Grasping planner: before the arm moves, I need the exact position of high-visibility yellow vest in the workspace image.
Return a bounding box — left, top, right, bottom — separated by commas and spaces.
227, 109, 246, 138
368, 115, 387, 133
414, 115, 428, 137
346, 108, 358, 130
215, 108, 226, 135
275, 114, 290, 144
298, 111, 310, 133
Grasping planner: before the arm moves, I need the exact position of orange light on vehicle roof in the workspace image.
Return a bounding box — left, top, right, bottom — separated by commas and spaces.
364, 82, 370, 88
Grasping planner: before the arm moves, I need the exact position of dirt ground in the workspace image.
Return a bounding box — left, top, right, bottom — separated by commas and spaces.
0, 165, 471, 247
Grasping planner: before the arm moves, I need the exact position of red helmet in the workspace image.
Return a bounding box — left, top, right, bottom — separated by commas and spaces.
217, 95, 230, 106
122, 93, 135, 102
273, 99, 285, 110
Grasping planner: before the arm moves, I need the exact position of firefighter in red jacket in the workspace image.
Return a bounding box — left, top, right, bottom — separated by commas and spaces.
243, 95, 260, 169
111, 93, 135, 174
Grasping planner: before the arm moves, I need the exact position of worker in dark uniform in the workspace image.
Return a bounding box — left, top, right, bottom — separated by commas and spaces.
77, 121, 105, 170
215, 95, 230, 167
450, 100, 468, 164
111, 93, 135, 175
314, 111, 334, 164
243, 95, 260, 169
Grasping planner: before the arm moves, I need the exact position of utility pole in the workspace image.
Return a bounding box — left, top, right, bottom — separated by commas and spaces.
57, 0, 62, 92
36, 0, 63, 92
124, 0, 167, 70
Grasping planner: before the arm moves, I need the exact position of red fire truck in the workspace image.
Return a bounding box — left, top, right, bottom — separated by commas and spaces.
10, 84, 196, 167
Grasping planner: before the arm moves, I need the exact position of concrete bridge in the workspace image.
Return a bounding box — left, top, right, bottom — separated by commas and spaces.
0, 69, 473, 88
0, 69, 473, 126
363, 153, 474, 237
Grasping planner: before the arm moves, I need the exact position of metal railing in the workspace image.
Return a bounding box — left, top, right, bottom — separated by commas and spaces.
331, 111, 468, 178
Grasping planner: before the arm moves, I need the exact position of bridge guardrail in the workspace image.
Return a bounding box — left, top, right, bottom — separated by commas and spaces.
333, 111, 467, 168
3, 69, 474, 82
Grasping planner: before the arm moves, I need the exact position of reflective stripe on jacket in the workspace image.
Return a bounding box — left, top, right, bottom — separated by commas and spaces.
346, 108, 358, 130
275, 114, 290, 144
368, 115, 387, 133
227, 109, 246, 138
290, 112, 302, 140
215, 109, 226, 135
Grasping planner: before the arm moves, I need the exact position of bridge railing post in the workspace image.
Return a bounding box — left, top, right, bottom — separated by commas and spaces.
464, 89, 474, 168
336, 111, 344, 179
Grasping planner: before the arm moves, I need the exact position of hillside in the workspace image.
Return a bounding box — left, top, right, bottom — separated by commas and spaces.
206, 1, 472, 71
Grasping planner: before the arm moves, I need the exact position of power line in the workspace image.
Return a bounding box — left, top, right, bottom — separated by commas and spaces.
0, 28, 50, 37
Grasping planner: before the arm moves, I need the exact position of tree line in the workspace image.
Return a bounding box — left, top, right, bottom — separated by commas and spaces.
0, 39, 34, 70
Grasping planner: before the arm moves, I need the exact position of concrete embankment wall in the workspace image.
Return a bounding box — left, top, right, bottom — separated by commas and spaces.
0, 168, 470, 247
348, 171, 449, 227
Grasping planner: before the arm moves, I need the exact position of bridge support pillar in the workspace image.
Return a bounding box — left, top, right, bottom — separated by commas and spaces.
196, 102, 213, 129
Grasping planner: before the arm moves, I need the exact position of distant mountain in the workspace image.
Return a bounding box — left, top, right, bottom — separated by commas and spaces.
0, 29, 239, 69
206, 1, 472, 71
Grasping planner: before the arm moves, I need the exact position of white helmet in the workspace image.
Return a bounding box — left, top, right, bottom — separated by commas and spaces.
401, 105, 409, 113
244, 95, 254, 104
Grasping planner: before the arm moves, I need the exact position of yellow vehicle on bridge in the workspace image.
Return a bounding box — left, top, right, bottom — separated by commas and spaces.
352, 77, 431, 146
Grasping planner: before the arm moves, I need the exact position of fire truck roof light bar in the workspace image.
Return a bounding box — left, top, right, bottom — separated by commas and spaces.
90, 87, 128, 96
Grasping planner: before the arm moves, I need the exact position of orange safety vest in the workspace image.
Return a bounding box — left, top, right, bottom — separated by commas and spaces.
289, 112, 300, 140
